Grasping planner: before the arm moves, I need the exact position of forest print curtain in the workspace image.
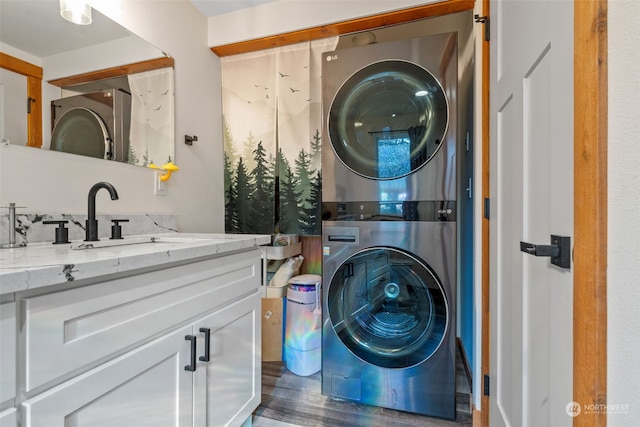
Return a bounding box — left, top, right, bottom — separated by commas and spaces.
221, 37, 338, 236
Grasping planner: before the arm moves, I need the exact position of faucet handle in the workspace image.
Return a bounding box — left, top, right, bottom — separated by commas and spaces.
43, 220, 70, 245
110, 219, 129, 240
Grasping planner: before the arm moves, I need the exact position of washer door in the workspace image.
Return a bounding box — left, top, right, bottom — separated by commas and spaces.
51, 108, 111, 159
328, 60, 448, 180
328, 247, 448, 368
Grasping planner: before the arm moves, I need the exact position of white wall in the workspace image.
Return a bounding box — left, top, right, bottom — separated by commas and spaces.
608, 0, 640, 423
0, 0, 223, 233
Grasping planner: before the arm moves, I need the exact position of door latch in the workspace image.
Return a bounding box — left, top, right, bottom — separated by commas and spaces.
520, 235, 571, 269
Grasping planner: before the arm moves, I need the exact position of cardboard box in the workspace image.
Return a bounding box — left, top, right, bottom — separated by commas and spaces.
261, 298, 284, 362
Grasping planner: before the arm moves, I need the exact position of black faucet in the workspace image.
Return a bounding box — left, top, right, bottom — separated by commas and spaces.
85, 182, 119, 241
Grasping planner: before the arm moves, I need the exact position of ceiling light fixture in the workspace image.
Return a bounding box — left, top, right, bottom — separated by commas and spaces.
60, 0, 92, 25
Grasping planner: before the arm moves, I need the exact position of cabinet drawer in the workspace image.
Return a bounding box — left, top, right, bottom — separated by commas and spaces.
23, 249, 260, 392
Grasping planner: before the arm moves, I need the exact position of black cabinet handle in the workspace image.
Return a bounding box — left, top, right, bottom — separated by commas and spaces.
199, 328, 211, 362
184, 335, 197, 372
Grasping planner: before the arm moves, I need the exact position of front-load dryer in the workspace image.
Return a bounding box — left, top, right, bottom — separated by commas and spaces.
322, 32, 457, 203
51, 89, 131, 161
321, 213, 456, 419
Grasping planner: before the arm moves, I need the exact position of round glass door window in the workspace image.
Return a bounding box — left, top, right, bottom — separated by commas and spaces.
327, 247, 448, 368
51, 108, 111, 159
328, 60, 449, 180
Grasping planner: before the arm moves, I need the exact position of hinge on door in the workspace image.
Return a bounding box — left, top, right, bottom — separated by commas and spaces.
27, 97, 35, 114
474, 14, 490, 42
484, 198, 490, 219
483, 374, 490, 396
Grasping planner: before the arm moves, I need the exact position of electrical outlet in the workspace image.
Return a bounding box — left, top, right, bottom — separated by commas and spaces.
154, 172, 167, 196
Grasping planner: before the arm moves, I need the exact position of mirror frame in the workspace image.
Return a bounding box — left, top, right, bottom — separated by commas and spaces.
0, 54, 174, 152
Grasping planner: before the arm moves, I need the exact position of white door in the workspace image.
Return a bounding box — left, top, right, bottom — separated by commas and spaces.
490, 1, 574, 426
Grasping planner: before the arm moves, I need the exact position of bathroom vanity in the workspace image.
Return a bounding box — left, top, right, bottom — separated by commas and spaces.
0, 233, 270, 427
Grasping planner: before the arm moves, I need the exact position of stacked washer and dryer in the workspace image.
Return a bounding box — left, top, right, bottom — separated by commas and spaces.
320, 32, 459, 419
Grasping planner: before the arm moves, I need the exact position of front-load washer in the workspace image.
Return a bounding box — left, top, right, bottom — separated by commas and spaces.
322, 32, 457, 204
321, 212, 456, 419
51, 89, 131, 161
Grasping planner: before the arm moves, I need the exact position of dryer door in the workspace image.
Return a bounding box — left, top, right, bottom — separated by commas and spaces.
51, 108, 112, 159
327, 60, 448, 180
327, 247, 448, 368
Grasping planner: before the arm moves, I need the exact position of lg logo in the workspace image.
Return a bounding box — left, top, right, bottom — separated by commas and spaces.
326, 54, 338, 62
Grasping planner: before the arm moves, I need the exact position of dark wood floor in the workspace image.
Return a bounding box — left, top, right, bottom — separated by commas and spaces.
254, 354, 473, 427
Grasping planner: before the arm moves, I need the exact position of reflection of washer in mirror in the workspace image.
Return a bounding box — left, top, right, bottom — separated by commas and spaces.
50, 108, 112, 159
50, 89, 131, 162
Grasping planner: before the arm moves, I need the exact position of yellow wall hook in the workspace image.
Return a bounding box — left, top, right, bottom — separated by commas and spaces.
159, 162, 179, 182
148, 162, 179, 182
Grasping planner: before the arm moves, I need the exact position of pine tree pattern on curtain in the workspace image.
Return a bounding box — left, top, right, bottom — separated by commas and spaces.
221, 37, 338, 236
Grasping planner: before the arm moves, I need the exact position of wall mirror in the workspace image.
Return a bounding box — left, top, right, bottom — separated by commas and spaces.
0, 0, 175, 167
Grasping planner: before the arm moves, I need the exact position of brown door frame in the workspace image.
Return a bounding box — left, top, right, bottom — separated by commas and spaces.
573, 1, 607, 426
1, 52, 43, 148
211, 1, 608, 425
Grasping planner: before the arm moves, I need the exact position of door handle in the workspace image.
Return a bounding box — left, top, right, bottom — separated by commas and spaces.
520, 235, 571, 269
184, 335, 197, 372
199, 327, 211, 362
520, 242, 559, 257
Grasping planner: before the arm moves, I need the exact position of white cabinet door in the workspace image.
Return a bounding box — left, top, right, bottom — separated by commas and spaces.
0, 301, 15, 407
22, 325, 194, 427
194, 291, 261, 427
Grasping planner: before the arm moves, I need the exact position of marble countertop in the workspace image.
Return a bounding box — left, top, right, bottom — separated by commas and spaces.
0, 233, 271, 295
